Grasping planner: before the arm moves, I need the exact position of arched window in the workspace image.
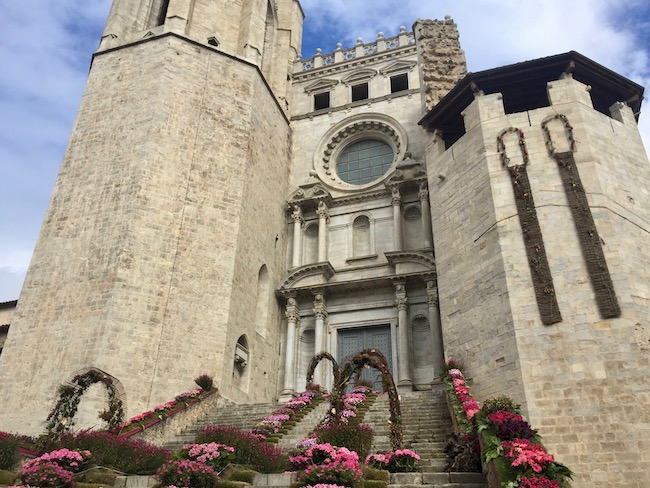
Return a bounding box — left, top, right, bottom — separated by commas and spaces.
353, 215, 371, 257
233, 335, 250, 391
255, 266, 270, 336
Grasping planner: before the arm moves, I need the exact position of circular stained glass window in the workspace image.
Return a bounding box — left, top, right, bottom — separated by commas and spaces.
337, 139, 394, 185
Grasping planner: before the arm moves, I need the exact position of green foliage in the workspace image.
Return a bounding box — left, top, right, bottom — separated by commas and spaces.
58, 430, 170, 474
194, 374, 215, 391
197, 425, 289, 473
362, 467, 390, 482
363, 480, 388, 488
0, 432, 19, 470
315, 423, 374, 459
480, 396, 520, 416
0, 469, 18, 485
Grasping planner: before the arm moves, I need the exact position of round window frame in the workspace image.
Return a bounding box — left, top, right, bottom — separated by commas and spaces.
314, 115, 408, 191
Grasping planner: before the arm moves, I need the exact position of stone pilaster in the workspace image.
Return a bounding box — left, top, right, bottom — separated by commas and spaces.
312, 292, 328, 388
390, 186, 403, 251
281, 297, 300, 398
426, 281, 445, 383
419, 183, 433, 249
291, 205, 304, 268
316, 202, 330, 263
395, 282, 412, 390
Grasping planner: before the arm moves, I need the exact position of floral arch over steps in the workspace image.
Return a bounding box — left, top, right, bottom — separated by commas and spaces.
306, 348, 403, 450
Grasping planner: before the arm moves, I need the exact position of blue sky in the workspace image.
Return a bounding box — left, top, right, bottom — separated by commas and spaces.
1, 0, 649, 301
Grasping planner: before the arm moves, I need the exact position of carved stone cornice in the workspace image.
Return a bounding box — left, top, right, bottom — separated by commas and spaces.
384, 153, 427, 188
276, 262, 336, 293
385, 251, 436, 274
288, 183, 332, 209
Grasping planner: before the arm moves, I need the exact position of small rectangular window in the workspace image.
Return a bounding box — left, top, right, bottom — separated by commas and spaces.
351, 83, 369, 102
390, 73, 409, 93
314, 92, 330, 110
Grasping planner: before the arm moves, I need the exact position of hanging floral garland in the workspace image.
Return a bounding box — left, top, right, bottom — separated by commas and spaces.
496, 127, 529, 167
305, 351, 341, 391
541, 113, 576, 156
46, 369, 125, 436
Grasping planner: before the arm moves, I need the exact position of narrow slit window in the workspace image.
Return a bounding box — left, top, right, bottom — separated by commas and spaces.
157, 0, 170, 26
390, 73, 409, 93
314, 92, 330, 110
351, 83, 369, 102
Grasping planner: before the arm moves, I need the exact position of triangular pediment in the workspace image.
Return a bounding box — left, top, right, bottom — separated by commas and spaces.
287, 183, 332, 206
379, 60, 417, 76
342, 68, 378, 85
304, 78, 339, 94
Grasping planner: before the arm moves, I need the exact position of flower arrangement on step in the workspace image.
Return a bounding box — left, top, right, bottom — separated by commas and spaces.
365, 449, 420, 472
478, 397, 572, 488
115, 374, 218, 437
252, 389, 323, 440
154, 458, 220, 488
290, 441, 363, 488
11, 448, 91, 487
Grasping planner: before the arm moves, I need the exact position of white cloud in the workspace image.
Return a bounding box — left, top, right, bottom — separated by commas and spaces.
0, 0, 648, 302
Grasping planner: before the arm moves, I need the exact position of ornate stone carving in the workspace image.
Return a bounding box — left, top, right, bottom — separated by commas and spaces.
426, 282, 439, 307
286, 298, 301, 323
313, 293, 328, 319
419, 182, 429, 202
291, 205, 304, 225
317, 201, 330, 222
390, 185, 401, 206
395, 283, 409, 311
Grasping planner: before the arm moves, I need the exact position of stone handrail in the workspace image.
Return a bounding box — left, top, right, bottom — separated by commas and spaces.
294, 27, 415, 73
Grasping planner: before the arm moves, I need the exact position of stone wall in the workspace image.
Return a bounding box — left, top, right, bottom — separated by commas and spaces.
0, 34, 291, 435
427, 76, 650, 486
413, 19, 467, 110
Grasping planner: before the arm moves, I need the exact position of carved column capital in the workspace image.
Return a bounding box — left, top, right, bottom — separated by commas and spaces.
285, 297, 301, 323
390, 185, 402, 206
316, 201, 330, 223
395, 283, 408, 311
419, 182, 429, 202
313, 293, 328, 320
291, 205, 304, 225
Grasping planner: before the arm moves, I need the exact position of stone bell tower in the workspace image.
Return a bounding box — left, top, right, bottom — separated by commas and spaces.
0, 0, 304, 435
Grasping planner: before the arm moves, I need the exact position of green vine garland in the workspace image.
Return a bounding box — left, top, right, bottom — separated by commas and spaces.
46, 369, 125, 436
541, 113, 576, 156
496, 127, 529, 167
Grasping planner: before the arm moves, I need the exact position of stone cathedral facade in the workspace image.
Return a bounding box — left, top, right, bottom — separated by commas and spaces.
0, 1, 649, 486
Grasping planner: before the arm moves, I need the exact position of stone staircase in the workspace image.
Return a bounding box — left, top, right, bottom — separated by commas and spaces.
161, 387, 485, 488
163, 400, 281, 451
366, 387, 484, 488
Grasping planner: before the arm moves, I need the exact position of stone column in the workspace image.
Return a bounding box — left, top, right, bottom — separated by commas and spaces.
419, 183, 433, 249
313, 293, 328, 387
317, 202, 330, 262
281, 298, 300, 397
395, 283, 413, 391
291, 205, 304, 268
391, 186, 403, 251
427, 281, 445, 383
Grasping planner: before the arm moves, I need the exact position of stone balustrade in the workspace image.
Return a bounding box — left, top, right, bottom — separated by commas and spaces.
294, 27, 415, 73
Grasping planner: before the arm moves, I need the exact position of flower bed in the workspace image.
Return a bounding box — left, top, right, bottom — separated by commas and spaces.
290, 442, 363, 487
252, 389, 323, 441
116, 386, 218, 438
365, 449, 420, 473
442, 359, 572, 488
11, 448, 91, 487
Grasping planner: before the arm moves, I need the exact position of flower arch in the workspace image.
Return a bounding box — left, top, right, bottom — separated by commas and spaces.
336, 349, 403, 450
305, 351, 340, 390
46, 368, 125, 436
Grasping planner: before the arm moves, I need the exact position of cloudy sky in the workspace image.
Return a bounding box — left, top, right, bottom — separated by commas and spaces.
1, 0, 649, 302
